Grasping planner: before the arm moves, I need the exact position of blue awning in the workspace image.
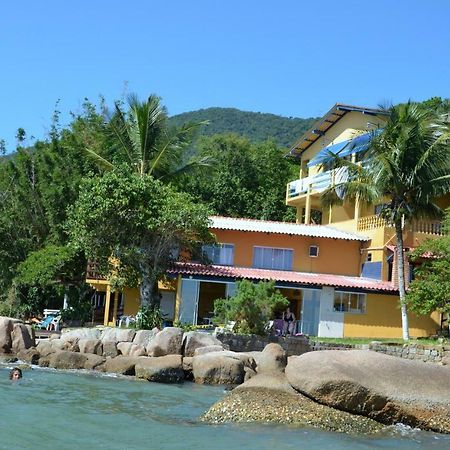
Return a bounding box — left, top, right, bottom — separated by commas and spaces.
307, 140, 349, 167
307, 129, 383, 167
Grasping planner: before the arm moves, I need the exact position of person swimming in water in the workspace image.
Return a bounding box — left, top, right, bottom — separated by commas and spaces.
9, 367, 22, 380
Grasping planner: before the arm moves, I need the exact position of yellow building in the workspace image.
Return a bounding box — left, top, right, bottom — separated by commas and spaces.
86, 103, 446, 339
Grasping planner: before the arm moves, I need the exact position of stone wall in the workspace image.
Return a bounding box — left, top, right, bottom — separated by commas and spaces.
215, 332, 311, 356
368, 342, 450, 365
309, 339, 450, 365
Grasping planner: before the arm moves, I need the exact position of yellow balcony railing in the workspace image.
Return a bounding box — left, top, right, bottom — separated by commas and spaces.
357, 215, 444, 235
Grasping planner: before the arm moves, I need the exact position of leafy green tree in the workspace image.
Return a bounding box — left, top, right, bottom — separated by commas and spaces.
68, 169, 212, 308
323, 102, 450, 340
0, 100, 105, 313
407, 210, 450, 334
214, 280, 289, 335
182, 134, 297, 221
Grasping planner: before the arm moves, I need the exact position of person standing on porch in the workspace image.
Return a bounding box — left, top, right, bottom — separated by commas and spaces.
282, 307, 296, 336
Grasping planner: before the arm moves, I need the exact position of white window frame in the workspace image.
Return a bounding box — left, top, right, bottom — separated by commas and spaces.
309, 245, 319, 257
333, 291, 366, 314
252, 246, 294, 271
202, 243, 234, 266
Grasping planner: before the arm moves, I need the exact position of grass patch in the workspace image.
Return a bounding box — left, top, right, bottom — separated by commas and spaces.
309, 336, 447, 346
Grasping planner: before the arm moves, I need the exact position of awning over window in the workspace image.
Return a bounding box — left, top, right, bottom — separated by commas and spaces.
307, 129, 383, 167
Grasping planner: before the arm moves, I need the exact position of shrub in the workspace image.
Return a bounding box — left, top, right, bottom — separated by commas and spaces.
214, 280, 289, 335
136, 305, 164, 330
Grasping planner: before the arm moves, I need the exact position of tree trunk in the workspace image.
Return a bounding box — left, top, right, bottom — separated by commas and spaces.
395, 218, 410, 341
139, 263, 161, 309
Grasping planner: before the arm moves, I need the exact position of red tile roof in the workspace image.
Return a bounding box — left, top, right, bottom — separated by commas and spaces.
170, 262, 397, 293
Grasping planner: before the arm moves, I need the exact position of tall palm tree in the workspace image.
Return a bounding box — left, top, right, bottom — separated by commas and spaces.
85, 93, 210, 180
323, 102, 450, 340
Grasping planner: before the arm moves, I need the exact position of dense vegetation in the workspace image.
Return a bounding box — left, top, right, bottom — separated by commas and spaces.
169, 107, 317, 148
0, 96, 304, 317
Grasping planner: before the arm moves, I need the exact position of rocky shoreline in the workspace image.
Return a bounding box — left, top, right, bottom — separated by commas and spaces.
1, 316, 449, 435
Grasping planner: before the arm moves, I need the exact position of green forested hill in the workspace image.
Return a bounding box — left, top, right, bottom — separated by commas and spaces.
169, 107, 317, 148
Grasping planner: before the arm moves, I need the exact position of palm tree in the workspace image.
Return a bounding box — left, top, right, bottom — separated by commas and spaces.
323, 102, 450, 340
85, 93, 210, 179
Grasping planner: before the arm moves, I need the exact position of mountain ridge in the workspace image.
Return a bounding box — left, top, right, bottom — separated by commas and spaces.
169, 107, 317, 148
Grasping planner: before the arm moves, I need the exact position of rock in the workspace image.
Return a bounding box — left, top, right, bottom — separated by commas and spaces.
133, 328, 159, 347
256, 343, 287, 373
101, 328, 136, 343
84, 354, 106, 371
49, 351, 88, 370
38, 355, 52, 367
442, 356, 450, 366
117, 342, 133, 356
104, 356, 141, 375
60, 328, 101, 343
129, 344, 146, 357
183, 356, 193, 372
285, 350, 450, 433
102, 341, 119, 358
36, 340, 55, 357
17, 347, 40, 364
0, 317, 19, 353
11, 323, 35, 353
146, 327, 183, 357
183, 331, 223, 357
244, 366, 257, 382
78, 339, 103, 355
219, 351, 257, 371
51, 339, 68, 352
135, 355, 184, 383
201, 381, 383, 434
193, 345, 225, 356
192, 353, 245, 385
117, 342, 146, 357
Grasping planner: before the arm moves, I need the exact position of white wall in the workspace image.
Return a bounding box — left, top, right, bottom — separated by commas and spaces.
318, 287, 344, 338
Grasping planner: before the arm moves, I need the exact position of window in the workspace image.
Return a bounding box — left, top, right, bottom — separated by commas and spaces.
309, 245, 319, 257
253, 246, 293, 271
202, 244, 234, 266
333, 291, 366, 313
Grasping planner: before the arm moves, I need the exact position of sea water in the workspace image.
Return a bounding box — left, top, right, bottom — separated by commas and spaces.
0, 365, 448, 450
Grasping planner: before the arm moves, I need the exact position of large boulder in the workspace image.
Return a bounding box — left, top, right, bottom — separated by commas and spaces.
192, 353, 245, 385
104, 356, 141, 375
133, 329, 159, 348
84, 354, 106, 371
0, 317, 14, 353
146, 327, 183, 357
78, 339, 103, 355
101, 327, 136, 343
201, 370, 383, 434
285, 350, 450, 433
183, 331, 223, 357
193, 345, 225, 356
117, 342, 146, 357
11, 323, 35, 353
36, 340, 54, 357
102, 341, 119, 358
60, 328, 101, 343
135, 355, 184, 383
256, 343, 287, 373
17, 347, 40, 365
48, 351, 88, 370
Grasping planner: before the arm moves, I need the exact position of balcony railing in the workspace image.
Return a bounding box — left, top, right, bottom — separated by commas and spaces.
357, 215, 444, 235
287, 171, 332, 198
86, 261, 106, 280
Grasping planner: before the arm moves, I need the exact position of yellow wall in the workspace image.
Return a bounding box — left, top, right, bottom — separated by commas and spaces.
212, 229, 362, 276
343, 293, 440, 338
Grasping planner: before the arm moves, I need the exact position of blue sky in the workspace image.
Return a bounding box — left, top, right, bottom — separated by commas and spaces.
1, 0, 449, 151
